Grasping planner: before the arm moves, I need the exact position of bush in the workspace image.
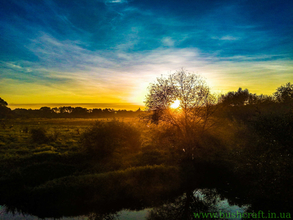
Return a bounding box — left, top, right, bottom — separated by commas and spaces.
80, 120, 141, 159
30, 128, 49, 144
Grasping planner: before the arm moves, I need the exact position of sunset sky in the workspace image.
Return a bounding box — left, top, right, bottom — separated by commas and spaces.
1, 0, 292, 110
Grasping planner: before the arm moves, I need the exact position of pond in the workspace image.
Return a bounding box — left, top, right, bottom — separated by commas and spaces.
0, 188, 249, 220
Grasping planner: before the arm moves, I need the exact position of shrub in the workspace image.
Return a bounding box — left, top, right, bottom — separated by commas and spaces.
80, 120, 141, 159
30, 128, 49, 144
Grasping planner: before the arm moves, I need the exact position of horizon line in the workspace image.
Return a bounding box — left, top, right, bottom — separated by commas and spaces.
8, 103, 145, 111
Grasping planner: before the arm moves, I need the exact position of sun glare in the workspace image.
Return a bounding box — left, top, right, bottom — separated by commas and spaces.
170, 99, 180, 109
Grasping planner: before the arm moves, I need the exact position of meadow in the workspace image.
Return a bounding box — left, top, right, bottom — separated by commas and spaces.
0, 117, 185, 218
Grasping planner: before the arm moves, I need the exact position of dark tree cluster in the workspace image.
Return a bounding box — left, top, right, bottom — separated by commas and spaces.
274, 82, 293, 103
0, 97, 12, 119
10, 106, 142, 118
220, 88, 274, 106
220, 82, 292, 107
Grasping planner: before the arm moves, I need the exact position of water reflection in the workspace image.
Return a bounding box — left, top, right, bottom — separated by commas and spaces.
1, 188, 248, 220
146, 189, 248, 220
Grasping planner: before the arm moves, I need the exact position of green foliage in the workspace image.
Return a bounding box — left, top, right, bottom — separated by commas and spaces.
81, 120, 141, 159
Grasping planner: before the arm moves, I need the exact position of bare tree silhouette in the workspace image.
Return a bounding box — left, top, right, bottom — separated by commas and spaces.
144, 69, 218, 158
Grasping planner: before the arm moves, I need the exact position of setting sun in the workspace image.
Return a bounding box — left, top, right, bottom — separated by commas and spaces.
170, 99, 180, 109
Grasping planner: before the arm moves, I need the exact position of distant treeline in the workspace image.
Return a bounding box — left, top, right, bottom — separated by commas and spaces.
2, 106, 143, 118
0, 82, 292, 119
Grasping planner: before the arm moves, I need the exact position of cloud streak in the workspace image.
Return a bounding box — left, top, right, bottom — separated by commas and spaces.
2, 32, 292, 105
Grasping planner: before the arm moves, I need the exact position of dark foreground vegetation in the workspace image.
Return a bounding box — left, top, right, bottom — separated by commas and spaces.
0, 80, 292, 219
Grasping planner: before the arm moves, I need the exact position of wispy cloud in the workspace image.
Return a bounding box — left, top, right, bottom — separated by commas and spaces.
105, 0, 128, 4
161, 37, 175, 47
212, 36, 239, 41
1, 0, 292, 106
2, 32, 292, 105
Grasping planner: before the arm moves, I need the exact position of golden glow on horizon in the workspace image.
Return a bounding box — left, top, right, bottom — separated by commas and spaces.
170, 99, 180, 109
2, 58, 293, 110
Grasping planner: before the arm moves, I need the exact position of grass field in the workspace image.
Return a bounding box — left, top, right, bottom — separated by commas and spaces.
0, 117, 185, 218
0, 110, 292, 217
0, 117, 140, 158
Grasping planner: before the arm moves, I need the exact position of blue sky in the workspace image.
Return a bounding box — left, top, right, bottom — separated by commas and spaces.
1, 0, 292, 109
